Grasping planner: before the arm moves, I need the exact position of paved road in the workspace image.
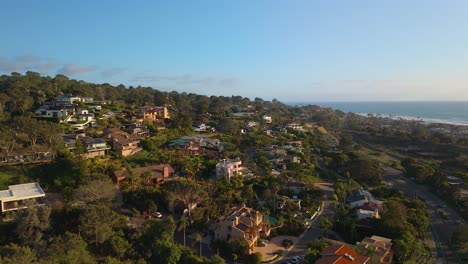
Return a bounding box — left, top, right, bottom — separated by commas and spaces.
273, 182, 335, 263
352, 137, 464, 263
384, 166, 463, 264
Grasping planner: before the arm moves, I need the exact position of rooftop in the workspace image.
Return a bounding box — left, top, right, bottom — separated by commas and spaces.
317, 244, 370, 264
0, 183, 45, 201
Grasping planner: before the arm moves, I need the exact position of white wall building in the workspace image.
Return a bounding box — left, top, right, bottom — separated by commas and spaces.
216, 158, 243, 179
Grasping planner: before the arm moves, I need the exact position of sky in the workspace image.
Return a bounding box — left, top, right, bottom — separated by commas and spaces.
1, 0, 468, 102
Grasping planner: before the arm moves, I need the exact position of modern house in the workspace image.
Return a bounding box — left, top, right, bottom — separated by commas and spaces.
57, 95, 83, 103
216, 158, 243, 179
113, 164, 175, 186
121, 123, 149, 137
263, 115, 272, 123
193, 123, 215, 132
81, 137, 111, 158
347, 187, 383, 208
35, 106, 72, 118
62, 134, 111, 158
211, 206, 271, 254
356, 202, 381, 220
355, 236, 393, 264
0, 183, 45, 216
286, 122, 305, 131
316, 244, 370, 264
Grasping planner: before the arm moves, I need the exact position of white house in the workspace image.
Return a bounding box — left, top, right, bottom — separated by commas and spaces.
286, 122, 304, 131
216, 158, 243, 179
36, 107, 71, 118
348, 188, 383, 208
0, 183, 45, 215
263, 115, 272, 123
57, 95, 83, 103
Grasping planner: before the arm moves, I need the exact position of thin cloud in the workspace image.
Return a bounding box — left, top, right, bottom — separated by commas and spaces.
0, 55, 57, 74
34, 63, 58, 74
101, 67, 127, 78
218, 77, 238, 87
16, 55, 41, 63
133, 74, 237, 87
57, 64, 97, 75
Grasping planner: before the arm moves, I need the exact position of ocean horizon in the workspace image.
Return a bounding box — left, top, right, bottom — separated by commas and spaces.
286, 101, 468, 126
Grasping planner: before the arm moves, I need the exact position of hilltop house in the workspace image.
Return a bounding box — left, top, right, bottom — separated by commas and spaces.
0, 183, 45, 217
355, 236, 393, 264
211, 206, 271, 254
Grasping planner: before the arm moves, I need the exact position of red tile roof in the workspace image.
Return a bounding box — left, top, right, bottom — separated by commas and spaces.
316, 244, 370, 264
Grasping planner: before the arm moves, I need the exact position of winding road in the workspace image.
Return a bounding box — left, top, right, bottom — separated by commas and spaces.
273, 182, 335, 263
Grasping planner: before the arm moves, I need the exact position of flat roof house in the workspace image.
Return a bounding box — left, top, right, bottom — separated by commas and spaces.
0, 183, 45, 215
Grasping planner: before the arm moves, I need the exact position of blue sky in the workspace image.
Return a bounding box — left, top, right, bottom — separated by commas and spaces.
1, 1, 468, 101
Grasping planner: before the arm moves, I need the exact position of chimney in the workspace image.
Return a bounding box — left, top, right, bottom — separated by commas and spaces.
163, 166, 169, 178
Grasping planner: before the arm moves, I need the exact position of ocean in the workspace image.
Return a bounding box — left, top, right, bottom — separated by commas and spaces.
287, 101, 468, 126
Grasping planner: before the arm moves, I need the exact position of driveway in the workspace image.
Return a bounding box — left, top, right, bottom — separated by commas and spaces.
253, 236, 298, 262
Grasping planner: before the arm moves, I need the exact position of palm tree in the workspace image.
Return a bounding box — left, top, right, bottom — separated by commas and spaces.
193, 232, 202, 257
178, 215, 189, 246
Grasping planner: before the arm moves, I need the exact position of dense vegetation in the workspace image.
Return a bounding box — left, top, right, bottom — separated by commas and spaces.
0, 72, 464, 263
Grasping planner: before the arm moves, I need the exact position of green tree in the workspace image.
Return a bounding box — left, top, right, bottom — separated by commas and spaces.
79, 205, 123, 246
15, 205, 51, 249
210, 254, 226, 264
107, 235, 132, 259
245, 252, 262, 264
45, 232, 96, 264
0, 244, 37, 264
164, 179, 207, 223
74, 177, 116, 204
320, 217, 333, 235
193, 232, 202, 257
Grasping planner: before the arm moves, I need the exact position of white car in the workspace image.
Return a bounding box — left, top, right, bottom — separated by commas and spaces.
154, 212, 163, 218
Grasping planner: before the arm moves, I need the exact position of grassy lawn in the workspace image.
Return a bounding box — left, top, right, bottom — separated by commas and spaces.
359, 147, 404, 170
0, 165, 39, 190
124, 150, 154, 167
0, 166, 22, 190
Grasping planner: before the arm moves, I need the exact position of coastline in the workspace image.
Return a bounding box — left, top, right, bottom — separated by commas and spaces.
354, 113, 468, 126
286, 101, 468, 127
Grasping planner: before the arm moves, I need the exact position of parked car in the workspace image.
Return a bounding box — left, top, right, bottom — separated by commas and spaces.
152, 212, 163, 218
